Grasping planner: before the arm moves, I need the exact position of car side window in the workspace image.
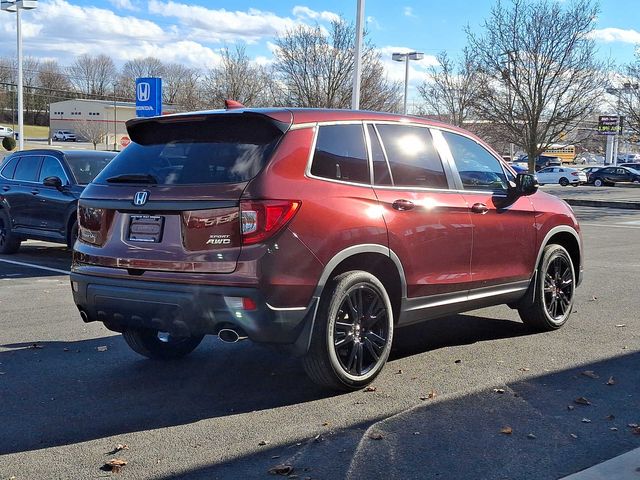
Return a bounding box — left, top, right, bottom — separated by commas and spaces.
1, 156, 19, 179
442, 131, 509, 191
375, 124, 447, 189
367, 125, 392, 186
39, 156, 68, 184
310, 124, 369, 184
13, 156, 43, 183
539, 167, 552, 173
617, 168, 627, 175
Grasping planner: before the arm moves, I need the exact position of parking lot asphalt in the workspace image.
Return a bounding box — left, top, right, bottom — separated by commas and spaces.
0, 206, 639, 480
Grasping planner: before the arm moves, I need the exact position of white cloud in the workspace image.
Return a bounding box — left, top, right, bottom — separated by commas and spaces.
367, 16, 381, 30
292, 5, 340, 23
403, 6, 417, 18
148, 0, 300, 43
109, 0, 139, 11
589, 27, 640, 44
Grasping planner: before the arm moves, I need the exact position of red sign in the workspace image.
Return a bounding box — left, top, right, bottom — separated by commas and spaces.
120, 136, 131, 147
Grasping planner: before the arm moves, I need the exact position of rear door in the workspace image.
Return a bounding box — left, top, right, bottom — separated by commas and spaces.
368, 123, 473, 300
438, 129, 536, 290
36, 155, 74, 232
76, 113, 289, 274
10, 155, 43, 228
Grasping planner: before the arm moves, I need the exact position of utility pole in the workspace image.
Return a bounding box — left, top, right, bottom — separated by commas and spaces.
351, 0, 365, 110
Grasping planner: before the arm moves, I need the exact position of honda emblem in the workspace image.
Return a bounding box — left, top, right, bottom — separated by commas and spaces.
133, 191, 149, 206
137, 82, 151, 102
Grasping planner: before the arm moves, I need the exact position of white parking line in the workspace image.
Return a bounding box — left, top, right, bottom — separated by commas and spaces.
581, 223, 640, 229
0, 258, 70, 275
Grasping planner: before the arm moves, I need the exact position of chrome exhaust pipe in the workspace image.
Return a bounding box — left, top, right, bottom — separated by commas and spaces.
218, 328, 248, 343
79, 309, 89, 323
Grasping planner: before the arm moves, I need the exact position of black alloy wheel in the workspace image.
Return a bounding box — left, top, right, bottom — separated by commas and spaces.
542, 255, 574, 322
332, 284, 389, 377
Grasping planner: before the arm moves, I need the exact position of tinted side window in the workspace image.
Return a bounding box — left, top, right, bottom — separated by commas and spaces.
443, 131, 508, 191
1, 156, 19, 179
311, 124, 369, 184
39, 157, 68, 183
367, 125, 392, 186
14, 156, 42, 182
376, 125, 447, 188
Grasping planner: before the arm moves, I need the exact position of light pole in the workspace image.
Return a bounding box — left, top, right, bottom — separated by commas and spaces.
606, 82, 639, 165
392, 51, 424, 115
351, 0, 365, 110
1, 0, 37, 151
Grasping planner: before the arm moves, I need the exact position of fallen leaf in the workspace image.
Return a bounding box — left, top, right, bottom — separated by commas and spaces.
589, 295, 597, 301
629, 423, 639, 428
107, 444, 129, 455
610, 427, 618, 431
413, 431, 420, 435
493, 388, 505, 394
363, 386, 377, 392
615, 324, 626, 328
454, 359, 462, 364
63, 347, 70, 352
527, 433, 536, 439
268, 464, 293, 476
567, 405, 575, 411
96, 346, 108, 352
581, 418, 591, 423
368, 432, 384, 440
258, 440, 270, 446
321, 422, 330, 427
633, 427, 640, 435
606, 376, 616, 385
574, 397, 591, 406
518, 367, 530, 372
570, 433, 578, 439
500, 426, 513, 435
395, 369, 403, 375
605, 414, 615, 420
102, 458, 127, 473
581, 370, 599, 379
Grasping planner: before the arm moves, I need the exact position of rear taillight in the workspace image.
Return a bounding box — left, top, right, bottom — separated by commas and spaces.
571, 172, 579, 176
78, 205, 110, 246
240, 200, 301, 245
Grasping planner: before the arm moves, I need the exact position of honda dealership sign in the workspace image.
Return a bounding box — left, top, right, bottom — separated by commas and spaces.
135, 77, 162, 117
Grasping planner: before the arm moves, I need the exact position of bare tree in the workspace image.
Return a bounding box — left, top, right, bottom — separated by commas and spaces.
417, 49, 480, 127
69, 54, 117, 97
619, 56, 640, 135
73, 120, 109, 150
467, 0, 607, 172
273, 20, 401, 110
163, 63, 199, 107
118, 57, 165, 100
202, 46, 273, 107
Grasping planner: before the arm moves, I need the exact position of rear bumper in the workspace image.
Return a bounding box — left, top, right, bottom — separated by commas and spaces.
70, 273, 311, 345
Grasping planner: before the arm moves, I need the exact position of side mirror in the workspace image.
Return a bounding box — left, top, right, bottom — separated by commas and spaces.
43, 176, 63, 190
514, 173, 539, 196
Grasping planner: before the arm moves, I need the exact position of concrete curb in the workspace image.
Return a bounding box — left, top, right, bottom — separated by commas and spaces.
564, 199, 640, 210
559, 447, 640, 479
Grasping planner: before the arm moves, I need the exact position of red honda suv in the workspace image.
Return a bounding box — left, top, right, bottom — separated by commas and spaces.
71, 107, 583, 391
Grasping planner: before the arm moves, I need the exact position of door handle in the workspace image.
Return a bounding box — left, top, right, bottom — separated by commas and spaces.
2, 186, 9, 191
392, 199, 415, 211
31, 189, 40, 195
471, 202, 489, 214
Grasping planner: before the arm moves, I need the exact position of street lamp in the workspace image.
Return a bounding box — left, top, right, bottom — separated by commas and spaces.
1, 0, 38, 151
392, 51, 424, 115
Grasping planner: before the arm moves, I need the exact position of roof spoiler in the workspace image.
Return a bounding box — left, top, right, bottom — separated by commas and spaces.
225, 99, 245, 110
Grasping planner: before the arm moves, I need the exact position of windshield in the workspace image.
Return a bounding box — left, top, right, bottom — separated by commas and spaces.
94, 114, 286, 186
66, 154, 114, 185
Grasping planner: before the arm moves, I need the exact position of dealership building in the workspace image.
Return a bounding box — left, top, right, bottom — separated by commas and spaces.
49, 99, 135, 148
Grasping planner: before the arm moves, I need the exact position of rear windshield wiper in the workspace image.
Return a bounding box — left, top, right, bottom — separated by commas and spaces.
106, 174, 158, 184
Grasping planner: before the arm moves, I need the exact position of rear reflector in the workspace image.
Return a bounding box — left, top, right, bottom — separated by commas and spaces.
224, 296, 257, 311
240, 200, 300, 245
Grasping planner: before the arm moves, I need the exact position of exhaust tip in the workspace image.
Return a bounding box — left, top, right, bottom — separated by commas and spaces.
218, 328, 247, 343
79, 309, 89, 323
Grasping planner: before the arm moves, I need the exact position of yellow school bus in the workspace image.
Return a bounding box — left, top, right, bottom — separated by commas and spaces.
543, 144, 575, 163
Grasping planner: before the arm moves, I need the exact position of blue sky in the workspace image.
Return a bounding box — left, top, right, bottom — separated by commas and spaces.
1, 0, 639, 101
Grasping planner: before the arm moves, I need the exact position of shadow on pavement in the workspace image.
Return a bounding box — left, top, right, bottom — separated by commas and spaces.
155, 352, 640, 480
0, 313, 536, 456
0, 242, 71, 279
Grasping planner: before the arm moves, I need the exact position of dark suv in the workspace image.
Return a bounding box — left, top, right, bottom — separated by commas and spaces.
71, 108, 583, 391
0, 149, 115, 253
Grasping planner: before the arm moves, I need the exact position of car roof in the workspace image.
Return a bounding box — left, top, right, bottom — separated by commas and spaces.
3, 149, 117, 159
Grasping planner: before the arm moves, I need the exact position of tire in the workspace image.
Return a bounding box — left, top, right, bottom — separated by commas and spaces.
122, 328, 204, 360
559, 177, 569, 186
518, 244, 575, 331
67, 220, 78, 249
593, 178, 603, 187
302, 271, 394, 391
0, 210, 20, 254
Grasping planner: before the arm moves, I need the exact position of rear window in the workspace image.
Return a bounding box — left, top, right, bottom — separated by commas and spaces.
1, 156, 19, 179
66, 154, 114, 185
310, 124, 369, 184
94, 114, 286, 186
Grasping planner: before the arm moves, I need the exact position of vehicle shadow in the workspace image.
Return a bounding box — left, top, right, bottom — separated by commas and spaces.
156, 351, 640, 480
0, 242, 71, 279
0, 313, 533, 455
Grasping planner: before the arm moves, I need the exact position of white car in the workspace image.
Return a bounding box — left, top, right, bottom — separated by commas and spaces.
536, 166, 587, 186
52, 130, 77, 142
0, 126, 14, 138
